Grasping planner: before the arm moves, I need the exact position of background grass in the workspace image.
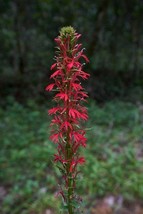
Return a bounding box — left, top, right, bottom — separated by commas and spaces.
0, 98, 143, 213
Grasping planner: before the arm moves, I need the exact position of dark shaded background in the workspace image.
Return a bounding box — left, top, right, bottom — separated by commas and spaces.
1, 0, 143, 104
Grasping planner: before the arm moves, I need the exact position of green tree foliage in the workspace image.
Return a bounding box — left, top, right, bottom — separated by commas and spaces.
0, 0, 143, 102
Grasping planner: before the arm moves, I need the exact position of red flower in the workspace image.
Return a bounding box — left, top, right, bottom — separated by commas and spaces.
50, 132, 62, 143
45, 83, 55, 91
61, 121, 73, 131
71, 131, 87, 147
51, 63, 57, 70
50, 70, 62, 79
66, 59, 74, 70
69, 108, 81, 119
72, 83, 83, 91
55, 92, 68, 101
48, 107, 60, 115
70, 157, 85, 172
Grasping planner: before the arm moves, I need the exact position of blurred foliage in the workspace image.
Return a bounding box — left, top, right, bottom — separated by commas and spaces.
0, 99, 143, 213
0, 0, 143, 102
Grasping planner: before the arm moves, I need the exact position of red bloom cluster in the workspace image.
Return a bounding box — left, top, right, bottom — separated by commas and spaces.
46, 27, 89, 210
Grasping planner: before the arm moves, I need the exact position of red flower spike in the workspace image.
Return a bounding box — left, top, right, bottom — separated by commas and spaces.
46, 26, 89, 212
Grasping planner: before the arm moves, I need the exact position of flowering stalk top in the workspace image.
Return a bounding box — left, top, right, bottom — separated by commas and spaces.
46, 26, 90, 213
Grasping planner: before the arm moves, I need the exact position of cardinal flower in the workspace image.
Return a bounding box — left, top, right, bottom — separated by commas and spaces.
45, 26, 90, 214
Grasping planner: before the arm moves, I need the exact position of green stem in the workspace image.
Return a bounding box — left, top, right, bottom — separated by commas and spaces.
67, 178, 73, 214
65, 141, 74, 214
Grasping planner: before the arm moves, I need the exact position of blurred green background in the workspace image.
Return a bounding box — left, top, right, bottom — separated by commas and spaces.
0, 0, 143, 213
